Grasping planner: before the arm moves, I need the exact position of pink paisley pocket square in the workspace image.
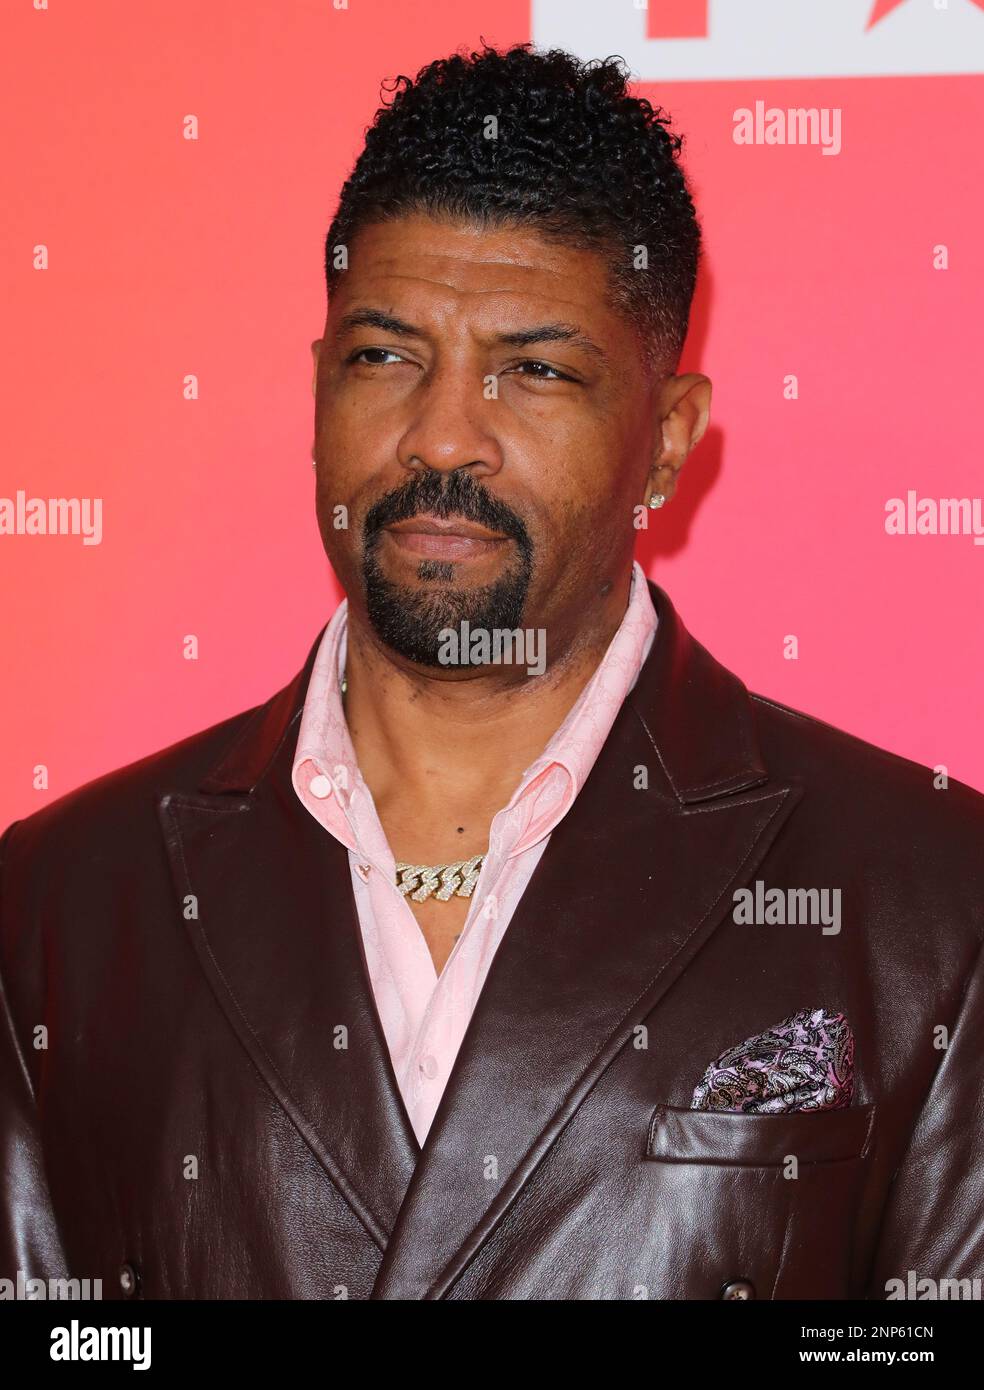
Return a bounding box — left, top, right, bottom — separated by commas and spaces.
691, 1007, 855, 1113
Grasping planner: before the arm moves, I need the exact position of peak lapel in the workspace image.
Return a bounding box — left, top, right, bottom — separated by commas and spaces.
371, 582, 802, 1298
157, 626, 420, 1250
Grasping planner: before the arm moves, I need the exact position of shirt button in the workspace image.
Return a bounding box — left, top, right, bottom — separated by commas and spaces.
420, 1055, 439, 1079
309, 774, 333, 799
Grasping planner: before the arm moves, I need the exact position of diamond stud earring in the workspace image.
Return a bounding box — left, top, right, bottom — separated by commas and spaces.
648, 493, 666, 509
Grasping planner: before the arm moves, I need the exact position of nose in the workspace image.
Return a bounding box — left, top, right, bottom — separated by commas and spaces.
395, 361, 504, 480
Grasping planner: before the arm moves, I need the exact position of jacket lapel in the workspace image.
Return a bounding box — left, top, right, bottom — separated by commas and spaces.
370, 582, 802, 1298
157, 628, 420, 1252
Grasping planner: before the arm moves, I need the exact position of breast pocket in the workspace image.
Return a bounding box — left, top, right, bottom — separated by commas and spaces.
641, 1102, 876, 1299
647, 1102, 876, 1166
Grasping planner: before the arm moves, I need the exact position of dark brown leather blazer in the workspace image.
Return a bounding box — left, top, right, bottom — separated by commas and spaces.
2, 581, 982, 1300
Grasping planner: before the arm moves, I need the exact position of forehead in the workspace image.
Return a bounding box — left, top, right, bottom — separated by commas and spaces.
333, 212, 626, 333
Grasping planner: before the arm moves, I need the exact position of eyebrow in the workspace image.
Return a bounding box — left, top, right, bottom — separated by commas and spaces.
335, 308, 609, 363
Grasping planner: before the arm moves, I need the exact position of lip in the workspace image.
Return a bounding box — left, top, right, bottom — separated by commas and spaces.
382, 513, 509, 562
384, 514, 506, 541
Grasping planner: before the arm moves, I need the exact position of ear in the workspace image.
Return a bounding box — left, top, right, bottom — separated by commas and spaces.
311, 339, 322, 398
646, 373, 712, 505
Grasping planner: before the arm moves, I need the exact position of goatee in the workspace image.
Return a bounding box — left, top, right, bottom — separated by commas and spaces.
361, 471, 534, 668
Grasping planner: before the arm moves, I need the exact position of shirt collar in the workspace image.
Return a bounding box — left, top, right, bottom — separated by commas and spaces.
492, 559, 658, 854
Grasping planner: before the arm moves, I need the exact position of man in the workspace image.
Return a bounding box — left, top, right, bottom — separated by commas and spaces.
2, 43, 982, 1303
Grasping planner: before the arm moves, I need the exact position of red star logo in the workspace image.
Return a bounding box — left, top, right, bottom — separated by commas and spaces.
647, 0, 984, 39
867, 0, 984, 27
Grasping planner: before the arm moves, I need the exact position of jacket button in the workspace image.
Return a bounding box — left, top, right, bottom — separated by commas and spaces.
721, 1279, 755, 1300
119, 1262, 140, 1297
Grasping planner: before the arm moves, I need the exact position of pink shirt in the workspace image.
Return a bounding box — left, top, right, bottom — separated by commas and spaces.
292, 560, 658, 1146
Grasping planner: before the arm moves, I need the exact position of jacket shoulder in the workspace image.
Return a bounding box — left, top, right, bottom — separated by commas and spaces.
747, 687, 984, 844
1, 696, 272, 868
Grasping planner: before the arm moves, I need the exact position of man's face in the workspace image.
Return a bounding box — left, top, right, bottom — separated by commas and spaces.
311, 213, 700, 672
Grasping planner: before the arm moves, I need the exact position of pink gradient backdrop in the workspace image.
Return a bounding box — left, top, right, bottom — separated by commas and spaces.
2, 0, 981, 833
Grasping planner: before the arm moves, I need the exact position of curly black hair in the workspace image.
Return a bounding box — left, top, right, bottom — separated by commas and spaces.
325, 42, 702, 375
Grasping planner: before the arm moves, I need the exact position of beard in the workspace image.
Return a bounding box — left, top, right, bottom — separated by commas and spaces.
361, 469, 534, 668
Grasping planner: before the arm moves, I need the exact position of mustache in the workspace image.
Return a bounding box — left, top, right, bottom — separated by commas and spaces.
363, 470, 531, 550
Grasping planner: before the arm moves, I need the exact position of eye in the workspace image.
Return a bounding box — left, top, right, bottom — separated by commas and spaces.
510, 359, 575, 382
347, 347, 406, 367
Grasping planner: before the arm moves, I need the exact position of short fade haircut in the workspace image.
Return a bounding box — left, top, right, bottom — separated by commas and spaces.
324, 42, 702, 376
